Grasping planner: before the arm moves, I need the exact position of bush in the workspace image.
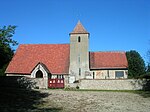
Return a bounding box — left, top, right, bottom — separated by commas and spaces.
64, 87, 77, 91
138, 74, 150, 79
74, 80, 79, 83
76, 85, 79, 89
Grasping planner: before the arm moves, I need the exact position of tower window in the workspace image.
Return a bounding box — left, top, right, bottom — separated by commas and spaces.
79, 68, 81, 76
78, 54, 80, 63
107, 70, 109, 77
78, 36, 81, 42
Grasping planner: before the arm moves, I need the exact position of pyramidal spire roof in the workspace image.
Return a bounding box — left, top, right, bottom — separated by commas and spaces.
70, 21, 89, 34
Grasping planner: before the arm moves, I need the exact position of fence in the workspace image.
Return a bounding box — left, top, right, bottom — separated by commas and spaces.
48, 78, 64, 88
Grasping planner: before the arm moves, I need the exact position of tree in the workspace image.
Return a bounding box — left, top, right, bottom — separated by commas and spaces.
146, 63, 150, 74
147, 45, 150, 66
126, 50, 146, 78
0, 25, 18, 76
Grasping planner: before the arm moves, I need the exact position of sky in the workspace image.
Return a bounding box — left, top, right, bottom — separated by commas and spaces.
0, 0, 150, 63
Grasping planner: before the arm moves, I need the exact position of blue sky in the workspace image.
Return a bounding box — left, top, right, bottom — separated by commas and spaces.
0, 0, 150, 63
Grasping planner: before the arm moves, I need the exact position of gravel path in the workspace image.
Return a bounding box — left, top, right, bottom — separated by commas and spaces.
39, 90, 150, 112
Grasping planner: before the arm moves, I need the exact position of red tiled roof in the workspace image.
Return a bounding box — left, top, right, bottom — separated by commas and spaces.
90, 52, 128, 69
6, 44, 128, 75
70, 21, 89, 34
6, 44, 70, 74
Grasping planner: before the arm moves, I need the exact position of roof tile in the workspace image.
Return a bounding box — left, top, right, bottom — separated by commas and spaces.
6, 44, 70, 74
6, 45, 128, 74
90, 52, 128, 69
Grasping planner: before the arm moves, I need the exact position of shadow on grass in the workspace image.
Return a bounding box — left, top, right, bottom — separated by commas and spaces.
0, 76, 62, 112
135, 79, 150, 98
135, 91, 150, 98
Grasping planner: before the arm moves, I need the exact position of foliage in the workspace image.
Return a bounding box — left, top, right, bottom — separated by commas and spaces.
76, 85, 79, 89
0, 77, 52, 111
64, 87, 78, 91
147, 50, 150, 64
146, 63, 150, 74
126, 50, 146, 78
137, 74, 150, 79
0, 25, 18, 76
0, 64, 8, 76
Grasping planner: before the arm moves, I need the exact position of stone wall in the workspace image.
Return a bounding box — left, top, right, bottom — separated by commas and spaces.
79, 79, 148, 90
0, 76, 36, 89
6, 75, 48, 89
32, 78, 47, 89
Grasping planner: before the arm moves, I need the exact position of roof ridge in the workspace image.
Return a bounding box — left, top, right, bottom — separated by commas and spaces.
90, 51, 126, 53
19, 43, 70, 45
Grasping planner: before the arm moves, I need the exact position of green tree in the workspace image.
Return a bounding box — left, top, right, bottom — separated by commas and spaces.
147, 46, 150, 63
126, 50, 146, 78
146, 63, 150, 74
0, 25, 18, 76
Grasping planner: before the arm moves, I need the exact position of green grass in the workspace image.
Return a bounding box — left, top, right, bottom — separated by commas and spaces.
64, 88, 150, 98
64, 88, 147, 92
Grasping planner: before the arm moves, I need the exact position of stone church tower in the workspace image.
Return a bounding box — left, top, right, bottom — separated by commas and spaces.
69, 21, 90, 83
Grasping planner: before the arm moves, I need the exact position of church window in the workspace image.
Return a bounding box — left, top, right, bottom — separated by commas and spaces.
36, 70, 43, 78
93, 72, 95, 79
115, 71, 124, 78
78, 54, 80, 63
79, 68, 81, 76
107, 70, 109, 77
78, 36, 81, 42
57, 75, 64, 79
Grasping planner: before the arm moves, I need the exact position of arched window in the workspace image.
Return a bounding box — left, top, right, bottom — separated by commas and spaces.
36, 70, 43, 78
78, 36, 81, 42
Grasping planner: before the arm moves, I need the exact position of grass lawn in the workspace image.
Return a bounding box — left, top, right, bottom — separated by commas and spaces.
64, 88, 150, 98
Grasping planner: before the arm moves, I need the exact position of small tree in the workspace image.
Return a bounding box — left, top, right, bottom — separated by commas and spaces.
126, 50, 145, 78
0, 25, 18, 76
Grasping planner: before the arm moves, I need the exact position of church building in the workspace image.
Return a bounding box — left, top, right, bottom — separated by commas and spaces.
5, 21, 128, 88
